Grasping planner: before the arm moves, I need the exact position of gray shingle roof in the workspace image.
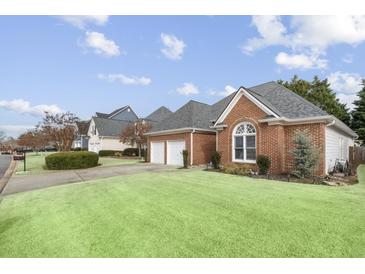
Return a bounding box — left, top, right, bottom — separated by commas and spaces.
148, 81, 331, 133
151, 100, 214, 132
95, 106, 130, 119
76, 120, 90, 135
93, 117, 131, 137
248, 81, 328, 118
145, 106, 172, 122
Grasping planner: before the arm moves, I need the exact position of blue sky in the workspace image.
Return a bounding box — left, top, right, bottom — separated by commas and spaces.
1, 15, 365, 137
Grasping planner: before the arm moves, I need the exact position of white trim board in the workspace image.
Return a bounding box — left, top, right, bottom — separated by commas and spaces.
213, 87, 280, 127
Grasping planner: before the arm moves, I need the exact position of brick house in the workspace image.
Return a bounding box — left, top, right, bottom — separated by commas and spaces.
145, 82, 357, 176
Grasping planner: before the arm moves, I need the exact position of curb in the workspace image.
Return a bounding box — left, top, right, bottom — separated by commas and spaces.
0, 159, 16, 194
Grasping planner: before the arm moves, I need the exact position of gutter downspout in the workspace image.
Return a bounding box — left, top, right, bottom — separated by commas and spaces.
190, 129, 196, 166
324, 119, 336, 175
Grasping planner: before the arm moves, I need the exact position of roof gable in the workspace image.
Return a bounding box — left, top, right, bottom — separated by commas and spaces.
145, 106, 172, 123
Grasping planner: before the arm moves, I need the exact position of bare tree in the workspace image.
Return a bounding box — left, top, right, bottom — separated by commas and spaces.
120, 120, 152, 157
39, 112, 79, 151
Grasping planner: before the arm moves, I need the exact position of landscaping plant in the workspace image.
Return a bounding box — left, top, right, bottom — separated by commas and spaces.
256, 155, 271, 175
211, 151, 221, 169
45, 151, 99, 170
182, 149, 189, 168
291, 130, 319, 178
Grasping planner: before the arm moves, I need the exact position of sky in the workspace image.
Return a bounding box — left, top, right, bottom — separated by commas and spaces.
1, 15, 365, 137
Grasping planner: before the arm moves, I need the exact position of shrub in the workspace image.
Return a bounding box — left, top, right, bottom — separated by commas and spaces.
98, 150, 122, 157
122, 148, 140, 157
221, 163, 252, 176
257, 155, 271, 175
211, 151, 221, 169
182, 149, 189, 168
45, 151, 99, 170
71, 147, 87, 151
291, 130, 319, 178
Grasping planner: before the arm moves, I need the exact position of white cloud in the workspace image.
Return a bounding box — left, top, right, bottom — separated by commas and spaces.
337, 94, 358, 110
0, 99, 62, 116
0, 125, 35, 137
327, 71, 363, 110
243, 16, 365, 70
327, 71, 362, 94
59, 16, 109, 29
275, 52, 327, 70
342, 54, 353, 64
97, 73, 151, 85
83, 31, 120, 57
176, 83, 199, 96
160, 33, 186, 60
209, 85, 236, 96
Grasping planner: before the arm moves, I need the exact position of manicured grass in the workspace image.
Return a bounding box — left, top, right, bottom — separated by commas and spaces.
1, 167, 365, 257
15, 152, 139, 175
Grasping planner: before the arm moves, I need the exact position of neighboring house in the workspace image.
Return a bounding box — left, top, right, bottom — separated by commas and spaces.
145, 82, 357, 176
88, 106, 138, 153
73, 120, 90, 149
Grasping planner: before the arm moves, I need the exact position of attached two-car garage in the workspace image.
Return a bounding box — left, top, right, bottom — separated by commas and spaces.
150, 140, 186, 166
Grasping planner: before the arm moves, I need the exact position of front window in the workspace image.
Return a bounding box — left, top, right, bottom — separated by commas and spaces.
233, 122, 256, 162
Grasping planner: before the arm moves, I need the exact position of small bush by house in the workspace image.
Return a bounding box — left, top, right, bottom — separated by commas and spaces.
221, 163, 253, 176
98, 150, 122, 157
182, 149, 189, 168
257, 155, 271, 175
45, 151, 99, 170
211, 151, 221, 169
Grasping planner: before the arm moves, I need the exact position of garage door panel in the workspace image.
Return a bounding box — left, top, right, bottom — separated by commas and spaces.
151, 141, 164, 164
167, 140, 185, 166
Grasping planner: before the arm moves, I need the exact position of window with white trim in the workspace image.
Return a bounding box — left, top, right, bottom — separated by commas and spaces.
233, 122, 256, 162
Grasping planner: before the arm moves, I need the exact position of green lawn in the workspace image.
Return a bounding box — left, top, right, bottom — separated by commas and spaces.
1, 167, 365, 257
15, 152, 139, 175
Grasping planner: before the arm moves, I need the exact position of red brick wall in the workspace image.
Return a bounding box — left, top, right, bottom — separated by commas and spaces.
284, 123, 325, 176
217, 95, 326, 175
147, 131, 216, 165
193, 132, 216, 165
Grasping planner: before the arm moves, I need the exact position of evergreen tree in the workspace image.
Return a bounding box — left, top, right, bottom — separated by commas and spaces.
308, 76, 351, 125
291, 130, 319, 178
278, 76, 351, 126
351, 80, 365, 145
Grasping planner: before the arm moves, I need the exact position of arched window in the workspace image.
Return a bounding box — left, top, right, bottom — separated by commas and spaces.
232, 122, 256, 162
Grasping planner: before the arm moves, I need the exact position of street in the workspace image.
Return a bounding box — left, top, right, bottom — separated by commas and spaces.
0, 154, 12, 179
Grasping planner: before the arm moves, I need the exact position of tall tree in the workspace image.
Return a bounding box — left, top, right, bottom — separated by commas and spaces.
120, 120, 152, 157
278, 75, 351, 126
39, 112, 79, 151
351, 80, 365, 145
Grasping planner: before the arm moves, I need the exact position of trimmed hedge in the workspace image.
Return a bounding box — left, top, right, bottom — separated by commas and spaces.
98, 150, 122, 157
45, 151, 99, 170
122, 148, 145, 157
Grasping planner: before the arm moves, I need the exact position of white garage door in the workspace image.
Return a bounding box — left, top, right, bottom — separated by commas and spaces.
151, 141, 165, 164
167, 140, 186, 166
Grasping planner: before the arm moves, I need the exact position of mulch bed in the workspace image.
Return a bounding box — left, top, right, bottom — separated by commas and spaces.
205, 167, 358, 186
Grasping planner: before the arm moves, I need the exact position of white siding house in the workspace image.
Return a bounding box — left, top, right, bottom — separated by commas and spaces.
325, 123, 355, 173
87, 106, 139, 153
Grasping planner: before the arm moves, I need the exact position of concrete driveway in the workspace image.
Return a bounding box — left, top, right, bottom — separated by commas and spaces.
2, 163, 175, 195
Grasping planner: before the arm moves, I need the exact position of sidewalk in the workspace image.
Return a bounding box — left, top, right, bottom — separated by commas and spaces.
2, 163, 175, 195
